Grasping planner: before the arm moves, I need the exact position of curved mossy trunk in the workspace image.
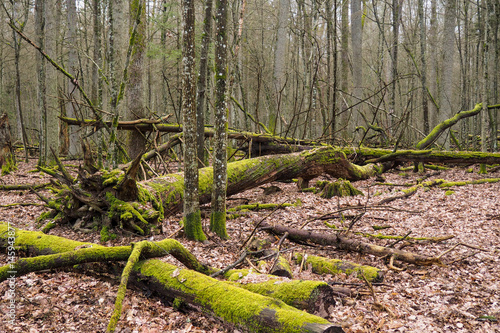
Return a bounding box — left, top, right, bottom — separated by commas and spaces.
135, 259, 344, 333
0, 223, 344, 333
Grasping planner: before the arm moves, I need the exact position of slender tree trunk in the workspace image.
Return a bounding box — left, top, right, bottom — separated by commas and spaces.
196, 0, 214, 167
340, 0, 350, 138
418, 0, 429, 135
35, 0, 47, 166
481, 0, 490, 154
127, 0, 147, 159
351, 0, 363, 142
11, 1, 29, 162
210, 0, 230, 239
428, 0, 438, 130
438, 0, 457, 149
182, 0, 206, 241
91, 0, 103, 168
66, 0, 81, 158
272, 0, 290, 136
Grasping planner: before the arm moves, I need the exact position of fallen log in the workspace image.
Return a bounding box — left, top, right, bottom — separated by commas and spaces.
294, 253, 383, 282
41, 146, 381, 234
259, 222, 442, 266
0, 223, 344, 332
224, 269, 339, 318
343, 147, 500, 165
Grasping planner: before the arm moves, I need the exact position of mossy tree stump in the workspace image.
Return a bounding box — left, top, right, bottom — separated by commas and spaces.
316, 179, 363, 199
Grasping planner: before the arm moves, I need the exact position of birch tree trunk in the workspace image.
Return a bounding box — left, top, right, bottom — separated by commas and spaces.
210, 0, 230, 239
182, 0, 206, 241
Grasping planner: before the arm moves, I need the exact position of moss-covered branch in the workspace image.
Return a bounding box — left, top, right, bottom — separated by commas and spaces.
0, 224, 344, 332
259, 222, 442, 266
43, 146, 381, 234
294, 254, 383, 282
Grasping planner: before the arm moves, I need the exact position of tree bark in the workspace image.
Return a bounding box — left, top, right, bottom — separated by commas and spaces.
259, 222, 442, 266
126, 0, 147, 160
0, 223, 344, 333
41, 146, 380, 234
181, 0, 205, 241
210, 0, 230, 239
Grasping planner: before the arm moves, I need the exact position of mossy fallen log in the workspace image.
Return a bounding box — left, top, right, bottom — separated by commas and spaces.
294, 254, 383, 282
342, 147, 500, 165
0, 223, 344, 333
135, 260, 344, 332
259, 222, 442, 266
224, 269, 338, 318
0, 223, 212, 281
42, 146, 381, 234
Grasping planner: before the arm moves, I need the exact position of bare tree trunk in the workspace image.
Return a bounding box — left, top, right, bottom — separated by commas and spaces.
11, 1, 29, 162
210, 0, 230, 239
340, 0, 350, 139
66, 0, 81, 158
438, 0, 457, 150
195, 0, 213, 167
428, 0, 438, 130
35, 0, 47, 166
91, 0, 103, 168
351, 0, 363, 142
182, 0, 206, 241
418, 0, 429, 135
127, 0, 147, 159
272, 0, 290, 136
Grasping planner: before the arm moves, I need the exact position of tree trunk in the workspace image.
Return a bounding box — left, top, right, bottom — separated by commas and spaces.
40, 146, 380, 234
127, 0, 147, 160
0, 224, 344, 333
210, 0, 230, 239
259, 222, 442, 266
66, 0, 81, 158
196, 0, 213, 167
438, 0, 457, 149
182, 0, 205, 241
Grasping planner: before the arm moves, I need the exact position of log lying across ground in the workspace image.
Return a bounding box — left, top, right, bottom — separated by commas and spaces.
0, 223, 344, 332
259, 222, 442, 266
41, 146, 381, 234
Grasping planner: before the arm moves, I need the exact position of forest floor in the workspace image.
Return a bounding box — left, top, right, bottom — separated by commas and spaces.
0, 157, 499, 333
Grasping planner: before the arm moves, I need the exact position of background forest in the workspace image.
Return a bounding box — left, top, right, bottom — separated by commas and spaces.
1, 0, 499, 160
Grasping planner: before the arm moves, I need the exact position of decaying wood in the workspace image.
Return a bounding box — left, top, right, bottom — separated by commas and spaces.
0, 223, 344, 333
259, 222, 443, 266
41, 146, 381, 234
294, 253, 384, 282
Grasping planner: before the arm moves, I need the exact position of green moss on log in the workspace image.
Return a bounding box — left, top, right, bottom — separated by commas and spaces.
135, 259, 338, 332
294, 254, 383, 282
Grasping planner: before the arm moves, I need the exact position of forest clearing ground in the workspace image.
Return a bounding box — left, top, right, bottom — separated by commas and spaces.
0, 158, 499, 332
